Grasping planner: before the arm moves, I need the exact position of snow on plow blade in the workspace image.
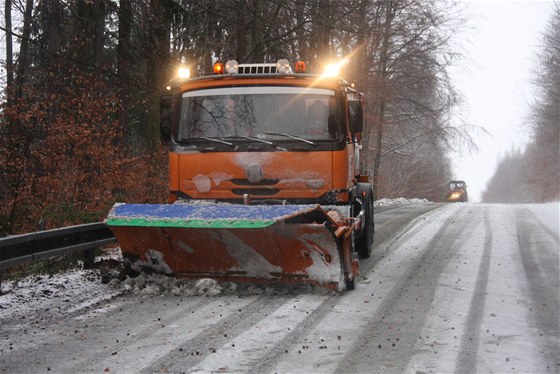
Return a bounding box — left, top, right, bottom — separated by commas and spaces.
106, 203, 356, 291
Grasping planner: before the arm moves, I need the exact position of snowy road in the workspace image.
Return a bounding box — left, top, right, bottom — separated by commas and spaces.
1, 203, 558, 373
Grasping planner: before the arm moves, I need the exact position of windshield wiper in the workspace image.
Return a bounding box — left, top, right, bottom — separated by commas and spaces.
240, 136, 287, 151
263, 132, 317, 146
200, 136, 238, 150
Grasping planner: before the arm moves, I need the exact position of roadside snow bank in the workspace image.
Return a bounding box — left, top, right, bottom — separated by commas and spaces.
374, 197, 432, 207
113, 274, 328, 297
0, 268, 122, 323
524, 201, 559, 237
115, 274, 230, 296
1, 271, 326, 324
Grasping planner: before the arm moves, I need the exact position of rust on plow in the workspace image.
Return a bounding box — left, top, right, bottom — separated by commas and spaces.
106, 204, 357, 291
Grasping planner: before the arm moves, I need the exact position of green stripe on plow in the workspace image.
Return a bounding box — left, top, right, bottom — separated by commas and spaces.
106, 217, 276, 229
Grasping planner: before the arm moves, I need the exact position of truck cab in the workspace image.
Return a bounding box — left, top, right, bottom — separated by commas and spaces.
161, 60, 366, 208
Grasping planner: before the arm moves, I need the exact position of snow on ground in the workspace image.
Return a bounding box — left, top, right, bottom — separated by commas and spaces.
0, 198, 551, 321
0, 264, 314, 324
374, 197, 432, 207
0, 267, 123, 324
0, 197, 431, 320
0, 201, 557, 373
0, 257, 328, 324
524, 201, 559, 237
404, 203, 556, 373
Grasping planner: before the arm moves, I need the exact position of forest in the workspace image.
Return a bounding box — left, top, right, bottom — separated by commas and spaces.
0, 0, 553, 234
482, 4, 560, 204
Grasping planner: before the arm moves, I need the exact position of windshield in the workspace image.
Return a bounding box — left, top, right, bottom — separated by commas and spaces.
177, 86, 340, 142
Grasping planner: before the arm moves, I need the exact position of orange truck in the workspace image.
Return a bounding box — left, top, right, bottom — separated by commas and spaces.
106, 59, 374, 291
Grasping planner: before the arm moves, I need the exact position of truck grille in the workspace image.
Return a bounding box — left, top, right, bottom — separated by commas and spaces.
238, 64, 277, 74
231, 178, 279, 186
232, 188, 279, 196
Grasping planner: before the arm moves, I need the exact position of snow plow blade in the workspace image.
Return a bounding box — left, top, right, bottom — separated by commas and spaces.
106, 203, 358, 291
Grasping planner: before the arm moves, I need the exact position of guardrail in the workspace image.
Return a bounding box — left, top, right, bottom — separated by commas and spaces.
0, 223, 116, 271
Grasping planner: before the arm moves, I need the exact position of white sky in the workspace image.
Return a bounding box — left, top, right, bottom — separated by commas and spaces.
449, 0, 556, 202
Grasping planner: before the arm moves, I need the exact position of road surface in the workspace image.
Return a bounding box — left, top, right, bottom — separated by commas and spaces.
1, 202, 558, 373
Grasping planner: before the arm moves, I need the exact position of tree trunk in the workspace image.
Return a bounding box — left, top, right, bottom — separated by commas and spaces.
4, 0, 13, 92
94, 1, 107, 70
249, 0, 264, 61
295, 0, 308, 62
235, 1, 247, 61
117, 0, 132, 146
14, 0, 33, 100
145, 0, 172, 151
371, 0, 395, 198
39, 0, 63, 67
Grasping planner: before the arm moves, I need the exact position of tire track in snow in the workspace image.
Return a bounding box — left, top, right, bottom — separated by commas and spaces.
455, 206, 492, 374
336, 204, 474, 373
0, 292, 199, 373
515, 207, 560, 372
360, 203, 444, 276
402, 207, 488, 374
371, 204, 443, 259
138, 295, 292, 373
59, 296, 264, 373
1, 204, 482, 374
244, 204, 451, 374
246, 295, 338, 374
180, 294, 332, 373
160, 205, 448, 374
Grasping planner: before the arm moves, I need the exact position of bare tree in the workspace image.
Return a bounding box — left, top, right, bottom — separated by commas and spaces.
14, 0, 33, 100
488, 3, 560, 203
527, 3, 560, 202
482, 149, 533, 203
4, 0, 13, 92
117, 0, 132, 144
351, 0, 472, 198
0, 0, 476, 231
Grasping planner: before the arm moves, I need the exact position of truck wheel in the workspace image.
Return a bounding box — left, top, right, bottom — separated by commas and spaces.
355, 185, 374, 259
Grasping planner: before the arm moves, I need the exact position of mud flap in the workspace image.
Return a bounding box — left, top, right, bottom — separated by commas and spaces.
106, 203, 355, 291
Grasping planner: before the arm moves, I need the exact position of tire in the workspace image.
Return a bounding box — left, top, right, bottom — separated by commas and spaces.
354, 184, 374, 259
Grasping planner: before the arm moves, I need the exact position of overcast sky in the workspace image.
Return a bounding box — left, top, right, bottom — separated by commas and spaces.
449, 0, 556, 202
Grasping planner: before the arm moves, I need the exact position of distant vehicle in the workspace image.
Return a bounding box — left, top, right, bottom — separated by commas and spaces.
446, 180, 468, 202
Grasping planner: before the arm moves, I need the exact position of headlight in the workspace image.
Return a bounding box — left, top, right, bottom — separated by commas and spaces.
449, 192, 461, 200
178, 67, 191, 79
323, 59, 349, 77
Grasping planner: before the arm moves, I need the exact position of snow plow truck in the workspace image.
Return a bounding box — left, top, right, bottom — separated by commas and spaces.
106, 59, 374, 291
445, 180, 468, 202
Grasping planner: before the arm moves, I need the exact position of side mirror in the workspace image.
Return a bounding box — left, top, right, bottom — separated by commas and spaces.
160, 95, 173, 143
348, 101, 363, 134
